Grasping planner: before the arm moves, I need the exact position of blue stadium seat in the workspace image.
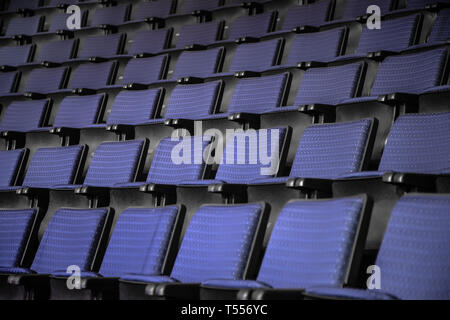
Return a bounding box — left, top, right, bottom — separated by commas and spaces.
427, 9, 450, 45
6, 0, 41, 12
85, 4, 130, 30
201, 196, 369, 299
174, 21, 223, 49
0, 149, 28, 190
0, 207, 111, 300
124, 29, 171, 57
219, 11, 276, 43
0, 16, 44, 39
306, 194, 450, 300
0, 44, 35, 69
0, 100, 50, 137
119, 202, 268, 300
339, 0, 394, 21
28, 39, 77, 66
131, 0, 173, 21
277, 0, 331, 33
64, 61, 117, 93
405, 0, 450, 9
0, 72, 19, 96
181, 0, 222, 13
72, 33, 125, 62
171, 47, 223, 80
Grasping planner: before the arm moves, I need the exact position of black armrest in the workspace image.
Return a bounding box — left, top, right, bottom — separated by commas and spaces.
241, 2, 264, 12
287, 177, 333, 194
56, 29, 74, 37
296, 61, 327, 69
41, 61, 61, 68
192, 10, 212, 20
153, 282, 201, 299
17, 8, 34, 15
0, 65, 17, 72
382, 172, 437, 190
235, 37, 259, 44
426, 2, 450, 10
164, 118, 195, 130
50, 127, 80, 137
144, 17, 165, 28
74, 185, 110, 197
185, 44, 207, 51
356, 14, 369, 23
81, 277, 119, 291
234, 71, 261, 78
177, 77, 204, 84
228, 112, 261, 128
133, 52, 155, 59
236, 289, 254, 300
139, 183, 177, 194
57, 3, 70, 9
106, 124, 134, 136
99, 24, 118, 33
208, 183, 247, 195
123, 83, 148, 90
251, 288, 305, 300
98, 0, 115, 5
72, 88, 97, 95
298, 104, 336, 122
88, 56, 108, 63
367, 50, 398, 61
8, 274, 50, 287
292, 25, 319, 34
24, 92, 47, 100
377, 92, 418, 106
11, 34, 31, 41
16, 187, 48, 197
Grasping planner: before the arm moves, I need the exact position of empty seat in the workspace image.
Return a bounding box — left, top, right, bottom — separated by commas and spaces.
175, 21, 222, 49
181, 0, 221, 13
6, 0, 41, 12
74, 33, 125, 61
0, 44, 34, 68
406, 0, 450, 9
57, 139, 148, 189
88, 4, 130, 28
0, 209, 37, 276
0, 207, 111, 300
111, 55, 167, 88
227, 38, 283, 73
44, 11, 86, 34
67, 61, 117, 92
123, 29, 170, 57
49, 205, 184, 300
171, 47, 223, 79
0, 149, 27, 190
17, 67, 69, 97
1, 16, 43, 38
31, 39, 77, 65
0, 100, 50, 134
224, 11, 275, 42
306, 194, 450, 300
427, 9, 450, 45
132, 0, 173, 21
251, 119, 374, 185
162, 81, 222, 121
119, 202, 268, 300
345, 48, 448, 104
52, 94, 106, 129
0, 72, 18, 96
279, 0, 331, 32
106, 89, 163, 126
47, 0, 81, 7
201, 196, 368, 298
339, 0, 394, 21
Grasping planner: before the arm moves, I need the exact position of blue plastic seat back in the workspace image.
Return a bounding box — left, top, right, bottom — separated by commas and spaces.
83, 140, 145, 187
121, 55, 167, 84
170, 203, 263, 283
107, 89, 162, 125
229, 38, 282, 72
228, 73, 289, 114
128, 29, 170, 55
227, 11, 274, 40
257, 197, 365, 288
8, 0, 40, 11
0, 209, 37, 268
341, 0, 393, 20
22, 145, 84, 188
378, 112, 450, 174
0, 100, 49, 132
355, 14, 420, 55
216, 128, 287, 183
78, 33, 124, 59
146, 136, 211, 184
181, 0, 221, 13
287, 28, 345, 65
370, 48, 448, 96
290, 119, 373, 179
0, 44, 34, 66
134, 0, 173, 20
0, 72, 17, 95
164, 81, 221, 120
428, 9, 450, 44
99, 206, 180, 277
294, 62, 364, 105
24, 66, 67, 93
0, 149, 26, 188
376, 194, 450, 300
173, 47, 223, 79
69, 61, 115, 89
53, 94, 104, 128
406, 0, 450, 9
31, 208, 108, 274
5, 16, 42, 36
91, 5, 129, 26
38, 39, 77, 63
282, 0, 331, 30
176, 21, 221, 48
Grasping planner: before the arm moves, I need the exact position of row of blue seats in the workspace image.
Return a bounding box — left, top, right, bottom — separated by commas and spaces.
1, 192, 449, 300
